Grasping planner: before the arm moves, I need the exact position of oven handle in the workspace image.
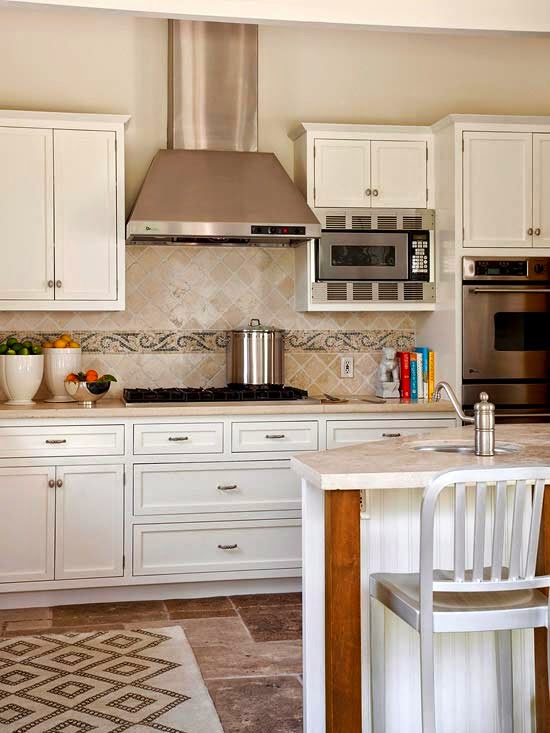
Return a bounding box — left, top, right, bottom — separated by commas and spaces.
469, 287, 550, 294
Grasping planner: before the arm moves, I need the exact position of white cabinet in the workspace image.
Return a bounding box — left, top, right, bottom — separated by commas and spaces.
0, 128, 54, 300
0, 110, 129, 310
0, 467, 55, 583
462, 131, 533, 248
312, 136, 428, 209
55, 465, 124, 580
370, 140, 427, 208
314, 139, 371, 207
326, 418, 457, 449
533, 133, 550, 247
53, 130, 117, 301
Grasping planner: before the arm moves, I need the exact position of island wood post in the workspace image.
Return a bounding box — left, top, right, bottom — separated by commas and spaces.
324, 489, 362, 733
535, 485, 550, 732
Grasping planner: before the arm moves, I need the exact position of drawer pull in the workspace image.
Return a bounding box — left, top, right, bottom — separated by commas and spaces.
382, 432, 401, 438
168, 436, 189, 442
217, 484, 238, 491
265, 434, 286, 439
217, 543, 238, 550
45, 439, 67, 444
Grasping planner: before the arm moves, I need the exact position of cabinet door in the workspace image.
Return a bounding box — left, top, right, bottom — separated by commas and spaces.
370, 140, 427, 208
0, 466, 55, 583
314, 139, 371, 207
463, 131, 533, 248
54, 129, 117, 301
55, 464, 124, 580
533, 133, 550, 247
0, 127, 54, 300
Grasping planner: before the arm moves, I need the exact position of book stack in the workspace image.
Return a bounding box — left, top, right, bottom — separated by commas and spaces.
397, 348, 435, 400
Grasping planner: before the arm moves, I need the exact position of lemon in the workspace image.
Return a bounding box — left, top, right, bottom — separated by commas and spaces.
53, 338, 68, 348
42, 341, 53, 348
60, 334, 72, 342
68, 341, 80, 348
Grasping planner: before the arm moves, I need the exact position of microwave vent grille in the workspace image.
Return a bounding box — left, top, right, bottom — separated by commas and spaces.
352, 282, 373, 300
326, 282, 349, 300
376, 216, 398, 230
351, 216, 372, 230
402, 216, 423, 230
404, 282, 424, 300
378, 282, 399, 300
325, 214, 346, 229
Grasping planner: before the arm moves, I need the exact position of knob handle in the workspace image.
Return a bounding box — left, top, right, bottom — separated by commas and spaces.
372, 188, 379, 197
56, 479, 63, 488
528, 228, 534, 235
48, 479, 55, 488
47, 280, 54, 288
56, 280, 62, 288
535, 228, 542, 236
365, 188, 372, 197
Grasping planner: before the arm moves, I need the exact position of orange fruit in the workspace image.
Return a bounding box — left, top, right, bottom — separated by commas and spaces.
42, 341, 53, 348
65, 373, 79, 382
85, 369, 99, 382
60, 334, 72, 342
53, 339, 68, 348
68, 341, 80, 348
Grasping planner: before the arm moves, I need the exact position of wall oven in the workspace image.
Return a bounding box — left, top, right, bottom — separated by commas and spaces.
462, 256, 550, 421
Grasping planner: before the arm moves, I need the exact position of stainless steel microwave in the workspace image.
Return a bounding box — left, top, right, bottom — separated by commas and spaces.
318, 229, 431, 282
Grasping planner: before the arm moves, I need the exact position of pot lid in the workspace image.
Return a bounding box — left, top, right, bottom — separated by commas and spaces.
230, 318, 284, 333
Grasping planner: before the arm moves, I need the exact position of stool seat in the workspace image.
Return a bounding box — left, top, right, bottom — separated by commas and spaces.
370, 571, 548, 633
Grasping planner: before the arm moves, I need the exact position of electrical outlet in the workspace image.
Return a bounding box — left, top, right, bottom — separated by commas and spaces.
340, 356, 354, 378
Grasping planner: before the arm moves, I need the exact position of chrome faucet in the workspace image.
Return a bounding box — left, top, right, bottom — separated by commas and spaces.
433, 381, 495, 457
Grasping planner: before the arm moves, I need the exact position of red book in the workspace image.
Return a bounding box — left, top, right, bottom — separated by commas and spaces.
397, 351, 411, 399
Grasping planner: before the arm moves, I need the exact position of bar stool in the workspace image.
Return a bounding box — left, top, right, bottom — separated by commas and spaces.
368, 465, 550, 733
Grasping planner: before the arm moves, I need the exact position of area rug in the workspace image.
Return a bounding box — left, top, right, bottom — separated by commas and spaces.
0, 626, 223, 732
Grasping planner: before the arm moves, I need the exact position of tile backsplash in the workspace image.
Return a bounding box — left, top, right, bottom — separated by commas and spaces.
0, 247, 415, 398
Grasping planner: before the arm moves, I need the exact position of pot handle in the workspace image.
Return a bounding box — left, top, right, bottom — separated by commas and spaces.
249, 318, 261, 327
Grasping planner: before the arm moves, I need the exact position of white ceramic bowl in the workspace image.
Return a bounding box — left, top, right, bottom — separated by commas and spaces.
0, 354, 44, 405
44, 347, 82, 402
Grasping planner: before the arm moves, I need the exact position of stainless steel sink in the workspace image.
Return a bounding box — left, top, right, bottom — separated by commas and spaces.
413, 443, 520, 455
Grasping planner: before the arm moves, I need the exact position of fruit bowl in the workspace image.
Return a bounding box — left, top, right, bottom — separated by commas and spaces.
64, 380, 111, 407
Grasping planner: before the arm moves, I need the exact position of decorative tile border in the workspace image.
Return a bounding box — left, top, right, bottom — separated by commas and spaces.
0, 329, 414, 354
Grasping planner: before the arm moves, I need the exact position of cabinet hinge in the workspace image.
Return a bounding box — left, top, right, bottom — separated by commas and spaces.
313, 186, 316, 199
462, 225, 465, 239
426, 188, 429, 201
462, 139, 465, 152
313, 145, 316, 159
122, 554, 126, 571
426, 148, 428, 161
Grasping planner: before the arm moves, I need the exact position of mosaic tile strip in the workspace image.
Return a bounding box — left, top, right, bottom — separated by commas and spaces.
0, 329, 414, 354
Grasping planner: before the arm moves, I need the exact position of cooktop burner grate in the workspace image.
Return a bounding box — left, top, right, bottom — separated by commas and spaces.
123, 385, 309, 404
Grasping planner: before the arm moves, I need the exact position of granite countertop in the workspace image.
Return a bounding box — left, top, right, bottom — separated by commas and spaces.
0, 396, 455, 420
291, 423, 550, 490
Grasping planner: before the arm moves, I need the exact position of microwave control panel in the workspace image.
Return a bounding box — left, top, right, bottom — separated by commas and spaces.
409, 233, 430, 281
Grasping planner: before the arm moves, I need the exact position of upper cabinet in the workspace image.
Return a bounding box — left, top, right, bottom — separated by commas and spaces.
291, 123, 432, 211
0, 111, 129, 310
462, 130, 550, 248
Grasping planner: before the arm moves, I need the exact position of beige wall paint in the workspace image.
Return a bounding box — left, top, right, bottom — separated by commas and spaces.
258, 25, 550, 176
0, 5, 167, 210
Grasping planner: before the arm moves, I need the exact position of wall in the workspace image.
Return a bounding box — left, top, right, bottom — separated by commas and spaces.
2, 7, 550, 396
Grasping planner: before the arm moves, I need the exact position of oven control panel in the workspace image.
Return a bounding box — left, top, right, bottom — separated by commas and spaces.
463, 257, 550, 281
409, 234, 430, 281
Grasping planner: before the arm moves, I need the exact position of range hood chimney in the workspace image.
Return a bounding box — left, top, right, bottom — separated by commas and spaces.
126, 20, 320, 246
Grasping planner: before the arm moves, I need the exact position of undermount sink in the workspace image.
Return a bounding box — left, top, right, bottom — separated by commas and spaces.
413, 443, 520, 455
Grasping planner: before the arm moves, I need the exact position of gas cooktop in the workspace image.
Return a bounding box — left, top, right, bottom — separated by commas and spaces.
123, 385, 309, 405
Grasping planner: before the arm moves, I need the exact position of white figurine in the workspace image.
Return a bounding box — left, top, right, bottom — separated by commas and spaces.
375, 347, 401, 398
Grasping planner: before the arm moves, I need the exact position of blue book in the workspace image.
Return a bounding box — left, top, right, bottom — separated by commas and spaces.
415, 347, 429, 398
410, 353, 418, 400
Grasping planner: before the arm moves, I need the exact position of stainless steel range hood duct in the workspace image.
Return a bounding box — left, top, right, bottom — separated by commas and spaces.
127, 20, 320, 246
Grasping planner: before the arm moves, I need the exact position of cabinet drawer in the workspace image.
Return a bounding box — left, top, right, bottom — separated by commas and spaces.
133, 423, 223, 455
232, 421, 318, 453
133, 519, 302, 576
0, 425, 124, 458
134, 461, 300, 516
326, 419, 456, 449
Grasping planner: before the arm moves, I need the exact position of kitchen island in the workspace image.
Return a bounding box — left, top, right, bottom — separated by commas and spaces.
292, 423, 550, 733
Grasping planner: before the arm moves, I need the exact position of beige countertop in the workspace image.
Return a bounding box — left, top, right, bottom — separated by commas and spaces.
0, 396, 455, 420
291, 424, 550, 490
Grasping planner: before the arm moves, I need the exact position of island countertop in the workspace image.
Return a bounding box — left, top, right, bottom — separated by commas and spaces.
291, 423, 550, 490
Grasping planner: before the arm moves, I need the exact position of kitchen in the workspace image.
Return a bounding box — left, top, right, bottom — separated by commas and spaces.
2, 3, 550, 733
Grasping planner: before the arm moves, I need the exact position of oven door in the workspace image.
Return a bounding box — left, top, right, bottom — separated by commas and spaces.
318, 231, 409, 280
463, 284, 550, 380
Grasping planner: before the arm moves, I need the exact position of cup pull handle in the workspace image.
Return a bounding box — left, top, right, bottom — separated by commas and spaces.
168, 436, 189, 441
217, 484, 238, 491
265, 434, 286, 439
382, 432, 401, 438
46, 439, 67, 444
218, 544, 238, 550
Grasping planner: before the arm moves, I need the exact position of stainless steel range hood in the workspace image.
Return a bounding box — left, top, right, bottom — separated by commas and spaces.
127, 20, 320, 246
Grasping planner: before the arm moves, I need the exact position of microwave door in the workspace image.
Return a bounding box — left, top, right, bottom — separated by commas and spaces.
319, 232, 408, 280
462, 285, 550, 380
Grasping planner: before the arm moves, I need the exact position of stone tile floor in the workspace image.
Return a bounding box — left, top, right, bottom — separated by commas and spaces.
0, 592, 303, 733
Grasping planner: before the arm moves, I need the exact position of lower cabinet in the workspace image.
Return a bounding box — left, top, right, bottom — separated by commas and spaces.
0, 466, 55, 583
326, 418, 457, 449
0, 464, 124, 584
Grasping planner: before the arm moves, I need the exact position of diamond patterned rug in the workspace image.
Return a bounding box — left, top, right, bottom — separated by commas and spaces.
0, 626, 223, 732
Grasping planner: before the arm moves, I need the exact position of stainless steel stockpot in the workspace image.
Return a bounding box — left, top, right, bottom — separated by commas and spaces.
226, 318, 284, 386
